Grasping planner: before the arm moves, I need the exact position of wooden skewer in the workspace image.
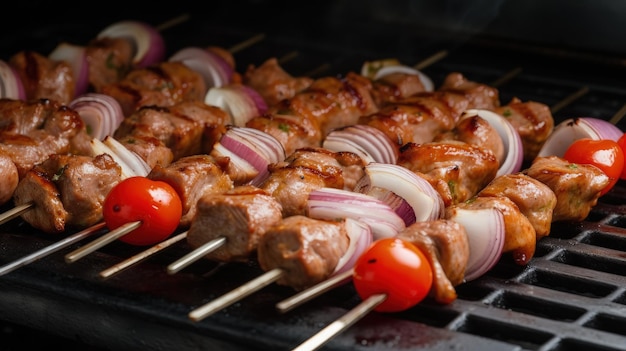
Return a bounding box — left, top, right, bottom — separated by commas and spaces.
413, 50, 448, 71
0, 202, 33, 226
291, 293, 387, 351
188, 268, 284, 322
550, 86, 590, 114
490, 67, 523, 88
167, 236, 227, 274
99, 231, 188, 279
64, 220, 141, 263
276, 269, 353, 314
0, 222, 107, 276
155, 13, 190, 32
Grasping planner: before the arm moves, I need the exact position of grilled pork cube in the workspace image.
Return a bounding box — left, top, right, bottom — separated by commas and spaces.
439, 72, 500, 110
435, 114, 505, 164
116, 134, 174, 169
358, 91, 468, 149
257, 215, 350, 291
0, 152, 19, 206
245, 112, 322, 156
243, 57, 313, 106
397, 219, 469, 304
101, 61, 207, 116
148, 154, 233, 228
494, 98, 554, 162
13, 153, 123, 234
114, 101, 229, 160
8, 51, 75, 104
370, 71, 428, 106
186, 185, 283, 262
271, 72, 378, 137
86, 36, 134, 92
478, 173, 557, 240
397, 141, 499, 206
524, 156, 609, 222
260, 148, 366, 216
447, 195, 536, 265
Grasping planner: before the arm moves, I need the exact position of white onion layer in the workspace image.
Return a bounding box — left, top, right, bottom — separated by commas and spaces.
98, 20, 165, 68
0, 60, 25, 100
538, 117, 624, 158
332, 218, 373, 276
323, 124, 398, 164
69, 93, 125, 140
49, 42, 90, 97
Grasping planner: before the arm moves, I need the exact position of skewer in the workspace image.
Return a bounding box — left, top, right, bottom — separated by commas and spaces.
413, 50, 448, 70
228, 33, 266, 54
291, 293, 387, 351
0, 202, 33, 226
550, 86, 589, 114
154, 13, 190, 32
65, 220, 141, 263
188, 268, 284, 322
276, 269, 352, 313
99, 231, 188, 279
0, 222, 107, 276
167, 236, 226, 274
490, 67, 523, 88
609, 103, 626, 125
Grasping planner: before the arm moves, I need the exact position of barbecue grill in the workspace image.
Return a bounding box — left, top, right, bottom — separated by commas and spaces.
2, 1, 626, 350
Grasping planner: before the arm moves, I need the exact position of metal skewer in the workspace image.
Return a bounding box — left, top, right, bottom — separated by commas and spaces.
65, 220, 141, 263
276, 269, 353, 314
99, 230, 188, 279
188, 268, 284, 322
0, 222, 107, 276
167, 236, 227, 274
291, 293, 387, 351
0, 202, 33, 226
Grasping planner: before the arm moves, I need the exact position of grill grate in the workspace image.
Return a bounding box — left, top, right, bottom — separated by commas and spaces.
1, 1, 626, 350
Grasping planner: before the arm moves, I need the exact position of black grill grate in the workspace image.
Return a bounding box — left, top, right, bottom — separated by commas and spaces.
1, 1, 626, 350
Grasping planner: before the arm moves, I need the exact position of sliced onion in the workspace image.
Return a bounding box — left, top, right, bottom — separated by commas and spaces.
307, 187, 405, 240
91, 138, 142, 179
205, 84, 266, 126
69, 93, 124, 140
354, 163, 444, 224
361, 58, 434, 91
170, 47, 233, 91
446, 206, 505, 281
332, 217, 373, 276
0, 60, 25, 100
323, 124, 398, 164
97, 20, 165, 68
102, 136, 151, 177
537, 117, 624, 158
49, 42, 89, 97
211, 142, 259, 181
461, 109, 524, 176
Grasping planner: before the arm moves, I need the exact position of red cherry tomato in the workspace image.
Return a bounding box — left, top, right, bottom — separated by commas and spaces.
617, 133, 626, 180
102, 176, 182, 246
352, 237, 433, 313
563, 138, 624, 196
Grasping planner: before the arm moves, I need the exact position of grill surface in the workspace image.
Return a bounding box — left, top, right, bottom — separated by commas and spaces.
1, 1, 626, 350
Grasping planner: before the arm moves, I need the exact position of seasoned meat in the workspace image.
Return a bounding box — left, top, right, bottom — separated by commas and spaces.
397, 141, 499, 206
245, 112, 322, 157
438, 72, 500, 110
86, 36, 134, 92
446, 195, 536, 265
115, 134, 174, 169
524, 156, 609, 222
257, 215, 350, 291
478, 173, 557, 240
435, 114, 505, 164
114, 101, 229, 160
261, 148, 366, 217
0, 152, 19, 205
12, 153, 123, 234
396, 219, 469, 304
8, 51, 75, 104
148, 154, 234, 228
186, 185, 283, 262
370, 72, 428, 106
271, 72, 378, 137
358, 91, 468, 149
101, 61, 207, 116
494, 98, 554, 162
243, 57, 313, 106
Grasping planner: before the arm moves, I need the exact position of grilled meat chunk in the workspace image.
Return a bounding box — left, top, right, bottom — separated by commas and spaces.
243, 57, 313, 106
397, 141, 499, 206
147, 154, 234, 228
478, 173, 557, 240
8, 51, 75, 104
115, 134, 174, 169
260, 148, 366, 217
12, 153, 123, 234
439, 72, 500, 110
101, 61, 207, 116
257, 215, 350, 291
435, 114, 505, 164
86, 36, 135, 93
246, 112, 322, 157
186, 185, 283, 262
524, 156, 609, 222
494, 98, 554, 162
396, 219, 469, 304
0, 152, 18, 206
370, 71, 429, 106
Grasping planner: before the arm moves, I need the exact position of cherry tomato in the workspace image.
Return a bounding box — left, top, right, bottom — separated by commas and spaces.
352, 237, 433, 313
563, 138, 624, 196
102, 176, 183, 246
617, 133, 626, 180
